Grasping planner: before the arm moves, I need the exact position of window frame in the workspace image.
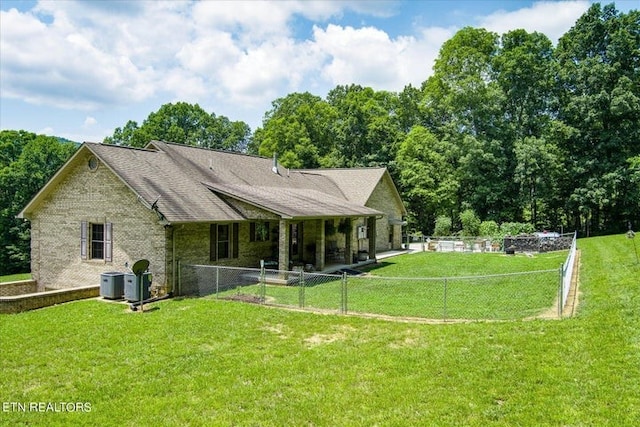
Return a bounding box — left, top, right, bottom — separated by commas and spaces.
210, 223, 239, 261
81, 221, 112, 262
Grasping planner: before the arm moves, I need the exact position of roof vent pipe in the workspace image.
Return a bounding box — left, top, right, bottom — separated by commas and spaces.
272, 152, 279, 175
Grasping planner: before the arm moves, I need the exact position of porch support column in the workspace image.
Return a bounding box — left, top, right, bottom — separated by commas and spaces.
278, 219, 290, 271
368, 216, 377, 259
344, 218, 352, 265
315, 219, 325, 271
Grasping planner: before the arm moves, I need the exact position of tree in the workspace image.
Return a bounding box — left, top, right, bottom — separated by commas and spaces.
493, 29, 555, 139
252, 92, 336, 168
555, 4, 640, 234
327, 85, 402, 167
426, 27, 502, 139
422, 27, 516, 221
433, 215, 452, 237
395, 126, 458, 233
105, 102, 251, 151
0, 131, 77, 274
513, 136, 560, 228
459, 209, 481, 236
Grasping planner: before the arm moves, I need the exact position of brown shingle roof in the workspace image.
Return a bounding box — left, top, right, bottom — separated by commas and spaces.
300, 168, 387, 206
22, 140, 395, 223
203, 182, 381, 219
86, 142, 244, 222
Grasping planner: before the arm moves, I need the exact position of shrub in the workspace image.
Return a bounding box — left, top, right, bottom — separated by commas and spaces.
499, 222, 535, 236
459, 209, 480, 237
479, 220, 499, 237
434, 216, 452, 237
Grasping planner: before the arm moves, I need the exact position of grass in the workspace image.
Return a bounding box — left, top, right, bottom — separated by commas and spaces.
219, 251, 566, 320
0, 273, 31, 283
362, 250, 568, 277
1, 235, 639, 426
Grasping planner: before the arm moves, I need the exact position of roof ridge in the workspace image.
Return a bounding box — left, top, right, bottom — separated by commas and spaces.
151, 140, 269, 160
85, 141, 159, 153
297, 166, 386, 172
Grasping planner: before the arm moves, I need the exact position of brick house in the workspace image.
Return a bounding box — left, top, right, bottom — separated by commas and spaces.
18, 141, 407, 293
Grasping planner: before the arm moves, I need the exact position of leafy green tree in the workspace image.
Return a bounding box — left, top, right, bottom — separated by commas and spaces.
422, 27, 517, 221
433, 215, 452, 237
395, 126, 458, 233
479, 220, 499, 237
459, 209, 481, 237
253, 92, 336, 167
493, 29, 555, 139
0, 131, 77, 274
426, 27, 502, 139
397, 84, 425, 132
555, 3, 640, 234
105, 102, 251, 151
499, 222, 535, 236
327, 85, 402, 167
514, 136, 560, 228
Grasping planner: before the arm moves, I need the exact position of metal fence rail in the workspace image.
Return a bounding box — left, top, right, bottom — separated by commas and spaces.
179, 263, 563, 321
560, 231, 578, 314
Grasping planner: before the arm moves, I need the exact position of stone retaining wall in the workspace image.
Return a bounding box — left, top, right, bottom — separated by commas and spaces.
0, 285, 99, 314
0, 280, 37, 297
503, 235, 573, 253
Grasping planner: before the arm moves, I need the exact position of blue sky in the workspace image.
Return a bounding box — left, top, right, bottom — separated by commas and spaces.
0, 1, 637, 143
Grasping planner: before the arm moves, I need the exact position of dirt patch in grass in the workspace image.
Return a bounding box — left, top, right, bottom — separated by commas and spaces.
304, 325, 356, 348
221, 294, 264, 304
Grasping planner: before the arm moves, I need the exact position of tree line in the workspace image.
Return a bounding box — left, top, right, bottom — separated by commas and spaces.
1, 3, 638, 275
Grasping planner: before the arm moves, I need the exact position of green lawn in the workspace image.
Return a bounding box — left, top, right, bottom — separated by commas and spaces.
0, 273, 31, 283
1, 235, 638, 426
219, 251, 566, 320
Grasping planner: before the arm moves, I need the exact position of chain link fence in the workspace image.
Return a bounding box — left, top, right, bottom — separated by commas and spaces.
178, 263, 562, 321
404, 232, 575, 254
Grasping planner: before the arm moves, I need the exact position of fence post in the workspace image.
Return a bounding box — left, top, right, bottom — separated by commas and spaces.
260, 260, 266, 303
298, 271, 305, 308
558, 264, 564, 318
341, 272, 348, 314
176, 260, 181, 296
443, 278, 448, 321
215, 266, 220, 299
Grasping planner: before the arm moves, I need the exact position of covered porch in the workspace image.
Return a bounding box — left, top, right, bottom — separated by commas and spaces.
274, 216, 381, 273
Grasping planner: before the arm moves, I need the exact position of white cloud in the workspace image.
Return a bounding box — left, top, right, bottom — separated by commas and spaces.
313, 23, 454, 90
478, 1, 590, 43
83, 116, 97, 127
38, 126, 55, 136
0, 0, 595, 139
176, 31, 242, 75
217, 37, 325, 105
0, 4, 158, 109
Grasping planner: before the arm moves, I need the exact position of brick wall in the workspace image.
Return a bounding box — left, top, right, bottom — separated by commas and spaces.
366, 174, 405, 251
174, 221, 277, 270
0, 286, 99, 314
0, 280, 37, 297
28, 151, 167, 291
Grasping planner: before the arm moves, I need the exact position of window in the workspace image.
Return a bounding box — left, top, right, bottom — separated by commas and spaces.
218, 224, 230, 259
250, 222, 270, 242
81, 221, 112, 261
210, 223, 239, 261
91, 224, 104, 259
